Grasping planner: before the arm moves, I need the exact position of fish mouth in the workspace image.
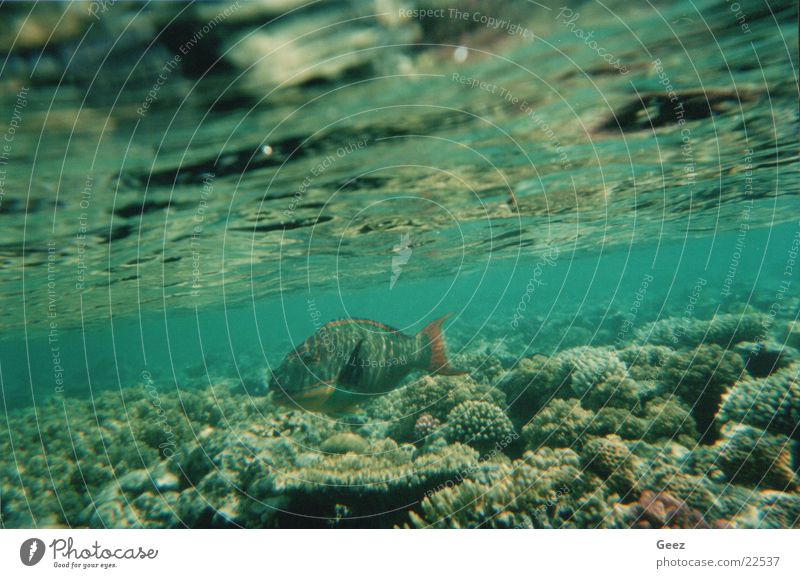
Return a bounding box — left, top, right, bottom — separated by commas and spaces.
267, 378, 293, 402
269, 380, 338, 411
268, 390, 292, 407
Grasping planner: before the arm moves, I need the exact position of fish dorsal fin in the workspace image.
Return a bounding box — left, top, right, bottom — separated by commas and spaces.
337, 339, 365, 387
321, 318, 401, 334
417, 314, 468, 376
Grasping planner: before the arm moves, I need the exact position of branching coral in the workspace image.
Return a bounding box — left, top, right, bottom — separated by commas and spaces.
501, 347, 638, 418
618, 345, 673, 386
0, 388, 186, 527
407, 463, 546, 529
320, 433, 370, 455
735, 341, 796, 378
367, 375, 506, 442
413, 414, 441, 441
407, 447, 604, 528
271, 440, 477, 495
584, 375, 641, 412
453, 348, 506, 386
264, 441, 484, 526
642, 466, 718, 518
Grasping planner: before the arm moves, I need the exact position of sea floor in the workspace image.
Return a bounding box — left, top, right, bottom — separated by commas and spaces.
2, 306, 798, 529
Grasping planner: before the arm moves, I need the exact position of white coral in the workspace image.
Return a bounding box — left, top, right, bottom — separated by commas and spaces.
559, 346, 628, 398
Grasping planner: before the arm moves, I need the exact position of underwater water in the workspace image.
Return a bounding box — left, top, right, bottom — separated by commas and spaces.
0, 0, 798, 529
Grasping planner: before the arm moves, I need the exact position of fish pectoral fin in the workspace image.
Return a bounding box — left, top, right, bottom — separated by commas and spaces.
338, 339, 365, 387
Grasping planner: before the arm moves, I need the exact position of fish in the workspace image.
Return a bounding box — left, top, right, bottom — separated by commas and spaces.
269, 314, 465, 412
390, 233, 412, 290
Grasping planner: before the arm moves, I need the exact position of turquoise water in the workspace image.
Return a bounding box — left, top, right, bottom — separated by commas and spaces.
0, 0, 798, 528
2, 219, 796, 409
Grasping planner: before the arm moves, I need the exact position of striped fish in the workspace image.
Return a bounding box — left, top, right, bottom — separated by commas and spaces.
269, 314, 464, 412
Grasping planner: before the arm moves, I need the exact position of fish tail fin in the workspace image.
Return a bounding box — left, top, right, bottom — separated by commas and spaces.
418, 314, 467, 376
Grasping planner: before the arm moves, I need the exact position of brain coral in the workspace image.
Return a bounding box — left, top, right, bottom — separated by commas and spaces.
590, 407, 646, 440
718, 362, 799, 440
559, 346, 628, 399
582, 435, 639, 495
641, 397, 699, 445
662, 344, 744, 441
500, 354, 570, 418
444, 400, 516, 453
522, 398, 594, 451
715, 424, 798, 491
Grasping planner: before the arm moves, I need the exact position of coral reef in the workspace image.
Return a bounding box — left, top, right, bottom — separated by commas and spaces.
367, 374, 506, 442
320, 433, 370, 455
613, 490, 723, 529
636, 312, 768, 348
504, 346, 638, 419
500, 354, 569, 418
735, 341, 796, 378
559, 347, 628, 401
733, 491, 800, 529
581, 435, 639, 495
267, 441, 487, 525
718, 362, 799, 440
1, 307, 798, 529
582, 375, 640, 412
641, 397, 699, 446
81, 465, 182, 529
618, 345, 672, 386
714, 425, 798, 491
407, 446, 611, 529
443, 401, 516, 453
590, 407, 647, 440
413, 413, 441, 441
522, 398, 594, 451
662, 344, 744, 441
